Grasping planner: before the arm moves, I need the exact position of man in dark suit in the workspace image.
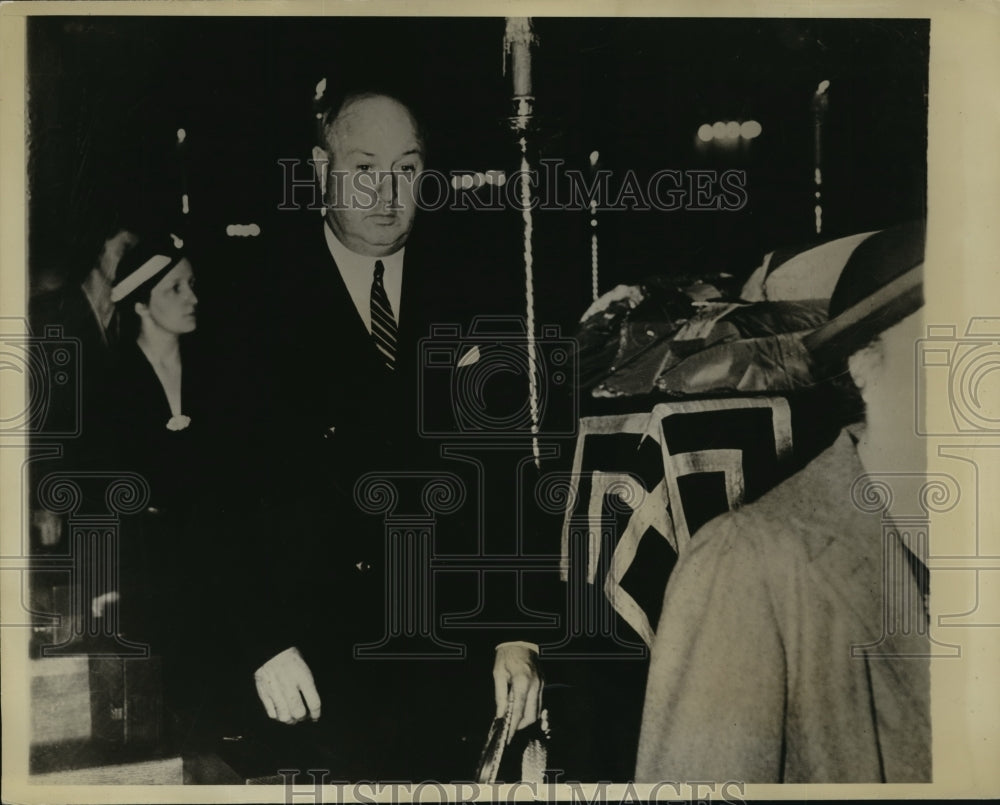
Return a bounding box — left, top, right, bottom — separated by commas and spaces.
231, 88, 543, 780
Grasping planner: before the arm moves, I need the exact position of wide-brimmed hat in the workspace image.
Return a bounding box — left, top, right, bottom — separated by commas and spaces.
805, 219, 925, 362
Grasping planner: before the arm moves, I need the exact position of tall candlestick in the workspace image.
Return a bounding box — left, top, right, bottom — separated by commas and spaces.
589, 150, 600, 301
177, 127, 189, 218
812, 80, 830, 234
505, 17, 541, 466
512, 39, 532, 97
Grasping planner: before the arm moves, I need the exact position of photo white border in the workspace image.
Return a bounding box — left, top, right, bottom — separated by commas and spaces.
2, 1, 997, 802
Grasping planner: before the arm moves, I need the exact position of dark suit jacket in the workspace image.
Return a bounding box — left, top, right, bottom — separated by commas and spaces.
269, 218, 455, 482
224, 213, 526, 778
237, 215, 430, 648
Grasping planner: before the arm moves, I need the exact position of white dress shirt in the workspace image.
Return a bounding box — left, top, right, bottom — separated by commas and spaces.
324, 221, 404, 333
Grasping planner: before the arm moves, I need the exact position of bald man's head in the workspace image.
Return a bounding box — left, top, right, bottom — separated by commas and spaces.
312, 93, 426, 256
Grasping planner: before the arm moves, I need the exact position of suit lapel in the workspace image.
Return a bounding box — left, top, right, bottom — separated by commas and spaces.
301, 217, 433, 383
396, 248, 423, 374
313, 233, 389, 373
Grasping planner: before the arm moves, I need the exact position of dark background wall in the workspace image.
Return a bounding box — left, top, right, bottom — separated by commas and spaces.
27, 16, 929, 334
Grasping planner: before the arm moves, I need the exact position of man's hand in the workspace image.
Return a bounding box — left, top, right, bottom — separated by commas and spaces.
254, 647, 322, 725
91, 591, 120, 618
493, 642, 543, 743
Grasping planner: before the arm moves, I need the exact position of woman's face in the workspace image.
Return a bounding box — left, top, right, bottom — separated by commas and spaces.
137, 259, 198, 335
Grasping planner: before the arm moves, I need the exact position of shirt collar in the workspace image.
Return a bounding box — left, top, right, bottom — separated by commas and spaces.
323, 220, 405, 276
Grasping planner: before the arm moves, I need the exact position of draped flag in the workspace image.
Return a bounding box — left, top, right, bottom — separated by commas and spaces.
559, 397, 794, 647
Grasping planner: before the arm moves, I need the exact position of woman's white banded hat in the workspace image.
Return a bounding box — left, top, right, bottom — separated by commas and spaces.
110, 234, 184, 303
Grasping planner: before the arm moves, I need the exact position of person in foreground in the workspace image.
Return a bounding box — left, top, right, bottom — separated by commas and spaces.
635, 242, 930, 783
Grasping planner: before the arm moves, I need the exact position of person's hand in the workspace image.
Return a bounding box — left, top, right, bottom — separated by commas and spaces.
91, 591, 120, 618
493, 642, 543, 743
33, 509, 63, 546
254, 647, 322, 725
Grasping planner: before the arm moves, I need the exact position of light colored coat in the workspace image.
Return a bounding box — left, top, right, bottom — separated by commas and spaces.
635, 429, 930, 783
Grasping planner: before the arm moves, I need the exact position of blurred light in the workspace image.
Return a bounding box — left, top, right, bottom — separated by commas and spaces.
589, 150, 600, 166
817, 79, 831, 95
454, 172, 502, 190
814, 168, 823, 186
170, 233, 184, 249
815, 191, 821, 199
176, 128, 186, 144
181, 194, 190, 215
699, 120, 763, 144
590, 219, 598, 228
226, 223, 261, 238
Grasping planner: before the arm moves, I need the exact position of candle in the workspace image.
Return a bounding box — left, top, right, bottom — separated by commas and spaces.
505, 18, 535, 98
512, 40, 532, 97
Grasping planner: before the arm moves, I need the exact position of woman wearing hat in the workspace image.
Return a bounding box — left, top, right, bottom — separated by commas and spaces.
107, 234, 203, 515
100, 234, 226, 726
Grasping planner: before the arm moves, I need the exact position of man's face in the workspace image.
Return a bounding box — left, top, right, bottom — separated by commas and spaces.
314, 95, 425, 257
849, 310, 924, 472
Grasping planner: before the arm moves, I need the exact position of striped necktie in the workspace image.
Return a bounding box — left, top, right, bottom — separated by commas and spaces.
370, 260, 397, 370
